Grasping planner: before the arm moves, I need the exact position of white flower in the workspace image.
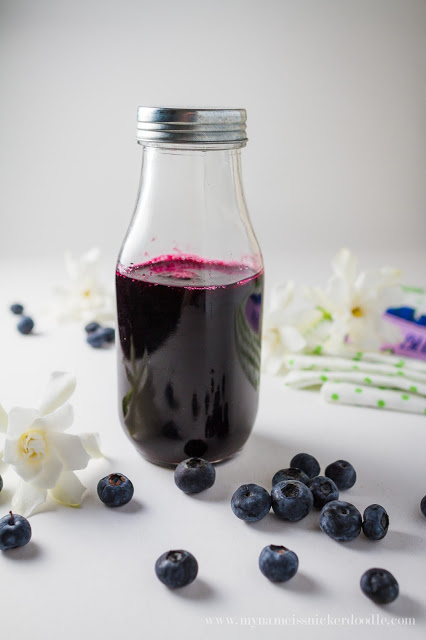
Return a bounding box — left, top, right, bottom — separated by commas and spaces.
51, 248, 114, 323
305, 248, 403, 354
262, 281, 327, 374
1, 372, 102, 517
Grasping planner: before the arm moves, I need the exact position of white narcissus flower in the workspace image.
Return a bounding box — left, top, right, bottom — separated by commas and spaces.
51, 247, 114, 323
305, 248, 403, 355
1, 372, 102, 517
262, 281, 327, 374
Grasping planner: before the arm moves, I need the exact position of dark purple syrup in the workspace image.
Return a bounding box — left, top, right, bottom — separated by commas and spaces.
116, 256, 263, 466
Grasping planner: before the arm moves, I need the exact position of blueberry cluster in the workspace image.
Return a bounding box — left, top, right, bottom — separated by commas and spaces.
223, 451, 398, 595
85, 321, 115, 348
9, 302, 34, 335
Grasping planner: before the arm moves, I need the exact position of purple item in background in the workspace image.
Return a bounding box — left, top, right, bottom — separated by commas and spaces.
384, 308, 426, 360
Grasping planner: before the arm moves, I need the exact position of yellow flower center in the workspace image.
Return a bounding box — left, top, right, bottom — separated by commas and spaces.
351, 306, 364, 318
83, 289, 91, 298
20, 430, 46, 461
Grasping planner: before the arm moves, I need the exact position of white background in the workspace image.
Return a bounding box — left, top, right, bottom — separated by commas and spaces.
0, 0, 425, 267
0, 2, 425, 640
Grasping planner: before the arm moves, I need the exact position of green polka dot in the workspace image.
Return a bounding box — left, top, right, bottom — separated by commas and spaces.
396, 371, 405, 376
378, 386, 387, 390
402, 394, 410, 401
352, 365, 359, 370
395, 361, 405, 368
331, 393, 339, 401
424, 409, 426, 415
320, 375, 328, 382
288, 359, 294, 365
364, 377, 372, 384
409, 386, 418, 393
323, 367, 330, 372
313, 345, 323, 354
355, 388, 363, 394
377, 400, 385, 408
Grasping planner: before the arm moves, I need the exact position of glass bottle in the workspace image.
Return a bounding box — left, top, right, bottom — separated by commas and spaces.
116, 107, 264, 466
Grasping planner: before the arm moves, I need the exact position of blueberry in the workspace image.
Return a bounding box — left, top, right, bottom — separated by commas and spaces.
231, 484, 271, 522
319, 500, 362, 542
10, 303, 24, 315
0, 476, 2, 492
174, 457, 215, 494
272, 467, 309, 486
259, 544, 299, 582
271, 480, 314, 521
307, 475, 339, 509
155, 549, 198, 588
99, 327, 115, 343
290, 453, 320, 479
97, 473, 134, 507
17, 316, 34, 335
85, 321, 101, 333
360, 568, 399, 604
0, 511, 32, 550
87, 329, 106, 348
324, 459, 356, 490
421, 495, 426, 517
362, 504, 389, 540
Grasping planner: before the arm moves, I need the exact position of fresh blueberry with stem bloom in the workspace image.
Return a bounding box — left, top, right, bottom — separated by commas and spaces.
362, 504, 389, 540
97, 473, 134, 507
10, 303, 24, 315
85, 321, 101, 333
319, 500, 362, 542
324, 460, 356, 490
272, 467, 309, 487
17, 316, 34, 335
360, 568, 399, 604
259, 544, 299, 582
231, 484, 271, 522
271, 480, 313, 521
174, 457, 215, 494
155, 550, 198, 588
290, 453, 320, 479
421, 496, 426, 517
307, 475, 339, 509
0, 511, 32, 551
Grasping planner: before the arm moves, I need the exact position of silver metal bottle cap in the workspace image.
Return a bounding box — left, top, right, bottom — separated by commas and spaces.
136, 107, 247, 144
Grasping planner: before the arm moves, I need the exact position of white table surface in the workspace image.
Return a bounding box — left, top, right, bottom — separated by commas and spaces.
0, 255, 425, 640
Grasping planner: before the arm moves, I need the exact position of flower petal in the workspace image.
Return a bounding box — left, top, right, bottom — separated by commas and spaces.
79, 432, 103, 458
6, 407, 40, 438
33, 402, 74, 433
31, 452, 63, 489
331, 248, 357, 286
49, 432, 90, 470
278, 326, 307, 353
39, 372, 76, 416
13, 459, 43, 482
0, 450, 8, 475
3, 436, 21, 465
270, 281, 295, 312
50, 471, 87, 507
0, 403, 8, 432
12, 479, 47, 518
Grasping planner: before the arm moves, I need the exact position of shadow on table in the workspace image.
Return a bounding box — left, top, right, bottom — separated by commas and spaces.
171, 577, 219, 602
2, 540, 43, 562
